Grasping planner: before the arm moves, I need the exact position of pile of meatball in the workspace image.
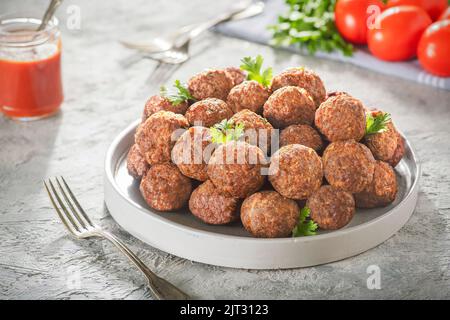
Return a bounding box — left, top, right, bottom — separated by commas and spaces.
127, 65, 405, 238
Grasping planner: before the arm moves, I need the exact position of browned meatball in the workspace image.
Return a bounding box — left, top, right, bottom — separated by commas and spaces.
171, 126, 213, 181
364, 110, 398, 161
224, 67, 246, 87
307, 185, 355, 230
230, 109, 274, 153
140, 163, 192, 211
326, 91, 349, 99
322, 140, 375, 193
241, 191, 299, 238
189, 180, 240, 225
269, 144, 323, 200
279, 124, 323, 152
270, 67, 326, 107
386, 133, 405, 167
188, 69, 233, 101
185, 98, 233, 127
263, 86, 316, 129
126, 144, 149, 179
142, 95, 188, 122
207, 141, 267, 198
354, 161, 398, 208
315, 93, 366, 142
227, 80, 269, 114
136, 111, 189, 165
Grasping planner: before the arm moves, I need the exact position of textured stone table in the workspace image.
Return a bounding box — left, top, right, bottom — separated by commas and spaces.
1, 0, 449, 300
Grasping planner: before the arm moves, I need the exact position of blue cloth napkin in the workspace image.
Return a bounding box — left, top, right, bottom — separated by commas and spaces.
215, 0, 450, 91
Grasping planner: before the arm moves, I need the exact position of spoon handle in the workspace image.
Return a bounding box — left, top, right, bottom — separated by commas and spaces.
37, 0, 63, 31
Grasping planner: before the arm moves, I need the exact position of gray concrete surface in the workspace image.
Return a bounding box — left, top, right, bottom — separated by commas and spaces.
0, 0, 449, 300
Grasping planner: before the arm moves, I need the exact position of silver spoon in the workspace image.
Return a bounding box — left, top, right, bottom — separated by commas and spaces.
37, 0, 63, 31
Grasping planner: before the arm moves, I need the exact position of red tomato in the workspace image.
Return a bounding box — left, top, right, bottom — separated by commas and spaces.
387, 0, 448, 21
368, 6, 432, 61
335, 0, 385, 44
438, 7, 450, 21
418, 20, 450, 77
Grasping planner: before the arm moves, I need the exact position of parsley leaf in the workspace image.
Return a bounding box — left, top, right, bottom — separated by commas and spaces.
210, 119, 245, 144
160, 80, 194, 105
366, 112, 391, 135
292, 207, 318, 237
240, 55, 273, 88
269, 0, 354, 57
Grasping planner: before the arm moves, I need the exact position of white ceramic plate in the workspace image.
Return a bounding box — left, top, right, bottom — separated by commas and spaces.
104, 119, 420, 269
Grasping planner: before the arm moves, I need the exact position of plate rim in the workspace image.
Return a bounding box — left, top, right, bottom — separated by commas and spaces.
104, 119, 421, 244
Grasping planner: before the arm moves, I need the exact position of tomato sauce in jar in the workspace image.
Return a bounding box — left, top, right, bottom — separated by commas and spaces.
0, 16, 63, 120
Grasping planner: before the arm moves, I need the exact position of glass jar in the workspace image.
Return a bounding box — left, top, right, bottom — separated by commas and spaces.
0, 15, 63, 121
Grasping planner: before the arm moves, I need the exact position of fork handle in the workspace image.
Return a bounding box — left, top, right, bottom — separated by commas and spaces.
97, 230, 189, 300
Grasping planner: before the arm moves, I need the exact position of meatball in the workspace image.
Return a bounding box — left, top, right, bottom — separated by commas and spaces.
326, 91, 349, 99
307, 185, 355, 230
230, 109, 274, 153
227, 80, 269, 114
185, 98, 233, 127
386, 133, 405, 167
140, 163, 192, 211
322, 140, 375, 193
171, 126, 213, 181
142, 95, 188, 122
189, 180, 240, 225
279, 124, 323, 152
270, 67, 326, 107
241, 191, 299, 238
126, 144, 149, 179
315, 93, 366, 142
188, 69, 233, 101
263, 86, 316, 129
136, 111, 189, 165
354, 161, 398, 208
207, 141, 267, 198
269, 144, 323, 200
364, 110, 398, 161
224, 67, 246, 87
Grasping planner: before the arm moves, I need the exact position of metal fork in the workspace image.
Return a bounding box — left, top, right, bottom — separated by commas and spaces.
44, 176, 189, 300
120, 1, 264, 55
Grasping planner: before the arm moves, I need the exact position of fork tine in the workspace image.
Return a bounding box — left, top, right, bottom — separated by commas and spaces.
155, 64, 171, 84
149, 62, 179, 87
48, 179, 82, 233
44, 180, 78, 236
147, 62, 164, 87
157, 62, 172, 78
170, 63, 181, 76
55, 177, 90, 229
60, 176, 95, 227
154, 62, 167, 81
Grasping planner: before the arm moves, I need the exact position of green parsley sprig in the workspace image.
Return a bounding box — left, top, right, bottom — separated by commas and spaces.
292, 207, 318, 237
240, 55, 273, 88
268, 0, 354, 57
210, 119, 245, 145
366, 112, 391, 135
160, 80, 194, 105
